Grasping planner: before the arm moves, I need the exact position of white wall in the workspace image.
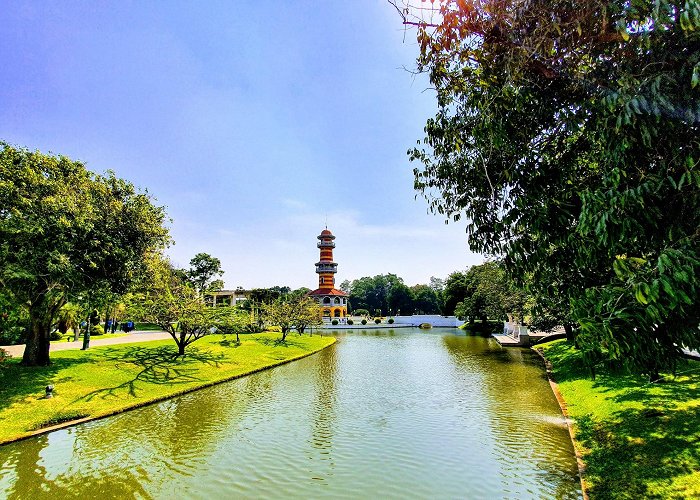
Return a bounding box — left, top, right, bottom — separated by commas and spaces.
392, 315, 465, 327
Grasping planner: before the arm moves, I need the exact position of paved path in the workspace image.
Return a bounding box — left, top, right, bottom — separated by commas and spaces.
1, 331, 172, 358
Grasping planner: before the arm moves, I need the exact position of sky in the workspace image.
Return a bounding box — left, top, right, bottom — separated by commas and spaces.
0, 0, 484, 289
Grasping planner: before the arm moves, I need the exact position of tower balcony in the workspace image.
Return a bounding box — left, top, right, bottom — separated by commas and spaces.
315, 263, 338, 273
317, 241, 336, 248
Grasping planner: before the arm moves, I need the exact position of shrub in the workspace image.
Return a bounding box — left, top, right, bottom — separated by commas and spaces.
374, 318, 381, 324
90, 324, 104, 336
354, 309, 369, 316
361, 319, 367, 325
0, 348, 11, 368
347, 319, 354, 325
388, 318, 394, 324
49, 330, 63, 341
331, 319, 339, 325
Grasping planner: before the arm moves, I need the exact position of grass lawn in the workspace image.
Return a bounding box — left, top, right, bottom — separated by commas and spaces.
539, 339, 700, 499
0, 332, 335, 445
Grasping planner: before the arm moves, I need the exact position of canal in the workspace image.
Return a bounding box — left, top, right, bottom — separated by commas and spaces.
0, 328, 581, 498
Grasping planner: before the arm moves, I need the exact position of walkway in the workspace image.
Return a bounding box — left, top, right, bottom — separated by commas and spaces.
1, 331, 172, 358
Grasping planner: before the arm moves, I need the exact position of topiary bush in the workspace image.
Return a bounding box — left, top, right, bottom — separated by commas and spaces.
90, 324, 104, 336
374, 318, 381, 324
388, 318, 394, 324
49, 330, 63, 341
347, 319, 354, 325
361, 319, 367, 325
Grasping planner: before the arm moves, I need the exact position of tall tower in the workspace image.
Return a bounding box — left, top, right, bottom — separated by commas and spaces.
316, 229, 337, 288
308, 227, 348, 320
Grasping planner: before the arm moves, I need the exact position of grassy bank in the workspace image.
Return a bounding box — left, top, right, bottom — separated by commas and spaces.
539, 339, 700, 499
0, 332, 335, 445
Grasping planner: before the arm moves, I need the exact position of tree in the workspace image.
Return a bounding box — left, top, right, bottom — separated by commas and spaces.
134, 255, 222, 356
388, 281, 414, 315
453, 262, 528, 323
291, 297, 323, 334
403, 1, 700, 376
0, 144, 169, 365
56, 302, 82, 339
411, 284, 442, 314
443, 271, 470, 315
0, 289, 28, 346
187, 253, 224, 294
262, 296, 314, 341
347, 274, 407, 316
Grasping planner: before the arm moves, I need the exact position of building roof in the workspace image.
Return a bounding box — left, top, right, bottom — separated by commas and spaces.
307, 288, 348, 296
320, 229, 333, 235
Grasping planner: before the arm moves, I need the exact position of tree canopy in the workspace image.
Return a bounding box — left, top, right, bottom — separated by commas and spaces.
405, 0, 700, 376
186, 253, 224, 294
0, 143, 170, 365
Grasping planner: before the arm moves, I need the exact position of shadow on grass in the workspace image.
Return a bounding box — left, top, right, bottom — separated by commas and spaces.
577, 405, 700, 499
74, 345, 225, 401
217, 336, 241, 348
254, 336, 300, 348
0, 356, 92, 409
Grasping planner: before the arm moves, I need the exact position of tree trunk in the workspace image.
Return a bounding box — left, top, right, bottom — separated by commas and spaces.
22, 311, 52, 366
178, 342, 186, 356
82, 317, 91, 350
564, 323, 575, 342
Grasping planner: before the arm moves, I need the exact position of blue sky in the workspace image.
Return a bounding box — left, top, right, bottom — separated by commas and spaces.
1, 0, 483, 289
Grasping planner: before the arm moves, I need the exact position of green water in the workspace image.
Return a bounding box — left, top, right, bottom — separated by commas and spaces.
0, 329, 581, 498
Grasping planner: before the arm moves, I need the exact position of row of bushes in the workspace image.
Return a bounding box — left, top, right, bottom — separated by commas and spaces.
330, 318, 396, 326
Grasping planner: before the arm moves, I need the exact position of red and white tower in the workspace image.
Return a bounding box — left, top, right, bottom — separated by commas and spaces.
308, 228, 348, 319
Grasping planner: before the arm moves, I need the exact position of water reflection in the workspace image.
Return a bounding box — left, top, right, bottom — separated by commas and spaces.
1, 329, 581, 499
307, 343, 338, 473
441, 334, 580, 499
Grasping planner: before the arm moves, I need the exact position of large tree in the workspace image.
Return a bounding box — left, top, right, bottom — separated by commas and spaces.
186, 252, 224, 294
402, 1, 700, 376
0, 144, 169, 365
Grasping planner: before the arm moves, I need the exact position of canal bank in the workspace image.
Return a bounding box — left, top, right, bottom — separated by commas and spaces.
0, 332, 335, 445
536, 339, 700, 499
1, 328, 582, 498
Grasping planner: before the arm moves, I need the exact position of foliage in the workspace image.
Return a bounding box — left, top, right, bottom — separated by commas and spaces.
186, 252, 224, 294
212, 308, 253, 343
388, 318, 395, 324
406, 0, 700, 375
0, 332, 335, 444
353, 308, 369, 317
348, 274, 419, 315
0, 289, 28, 345
374, 318, 381, 324
263, 296, 321, 340
539, 339, 699, 498
291, 297, 323, 334
410, 284, 442, 314
0, 143, 169, 365
453, 262, 528, 323
347, 319, 354, 325
361, 319, 367, 325
131, 254, 225, 356
0, 348, 10, 368
331, 319, 338, 325
56, 302, 82, 339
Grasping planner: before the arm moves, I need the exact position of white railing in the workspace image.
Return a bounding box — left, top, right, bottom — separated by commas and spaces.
503, 322, 529, 341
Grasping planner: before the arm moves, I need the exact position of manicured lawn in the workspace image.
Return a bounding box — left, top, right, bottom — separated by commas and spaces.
0, 332, 335, 445
539, 339, 700, 499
